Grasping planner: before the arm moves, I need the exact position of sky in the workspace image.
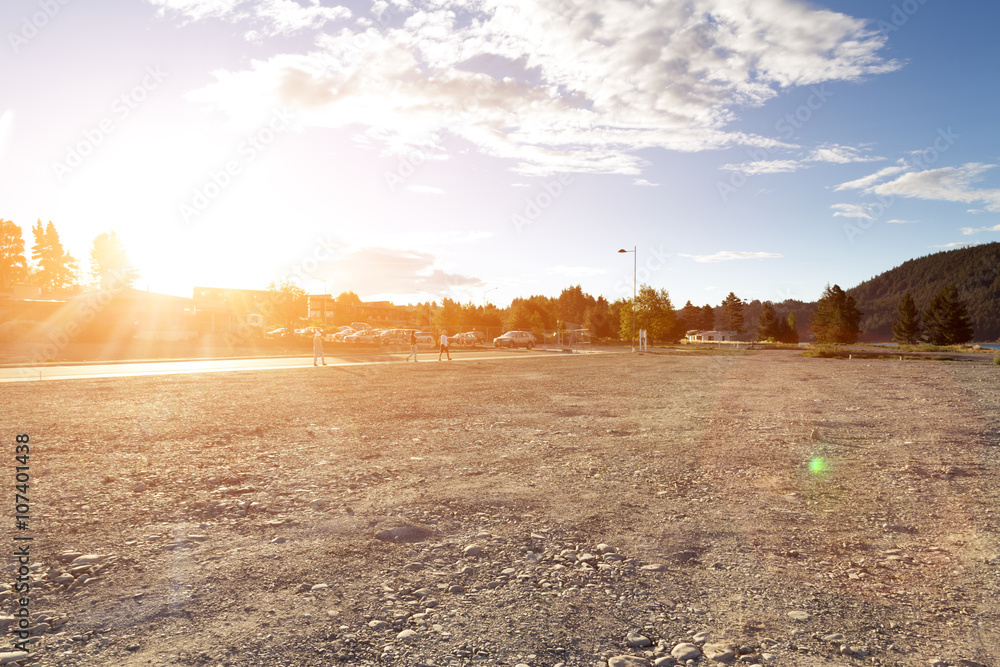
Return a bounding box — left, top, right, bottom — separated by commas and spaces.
2, 0, 999, 309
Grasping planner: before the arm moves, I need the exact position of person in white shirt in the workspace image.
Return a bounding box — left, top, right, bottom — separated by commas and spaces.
438, 331, 451, 361
313, 331, 326, 366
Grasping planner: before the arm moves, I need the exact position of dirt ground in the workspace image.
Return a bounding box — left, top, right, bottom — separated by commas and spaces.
2, 349, 999, 667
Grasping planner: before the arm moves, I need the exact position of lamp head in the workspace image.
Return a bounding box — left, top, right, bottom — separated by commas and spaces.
618, 249, 627, 253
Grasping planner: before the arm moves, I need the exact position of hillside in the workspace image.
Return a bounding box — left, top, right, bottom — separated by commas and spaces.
847, 242, 1000, 342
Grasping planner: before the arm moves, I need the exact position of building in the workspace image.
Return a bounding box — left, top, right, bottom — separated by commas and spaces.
686, 329, 739, 342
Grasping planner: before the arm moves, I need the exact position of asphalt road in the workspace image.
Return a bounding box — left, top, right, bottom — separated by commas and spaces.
0, 347, 597, 383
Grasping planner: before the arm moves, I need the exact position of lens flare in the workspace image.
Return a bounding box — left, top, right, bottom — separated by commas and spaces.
808, 456, 827, 475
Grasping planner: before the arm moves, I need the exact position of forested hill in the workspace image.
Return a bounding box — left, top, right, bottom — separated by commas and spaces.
847, 242, 1000, 342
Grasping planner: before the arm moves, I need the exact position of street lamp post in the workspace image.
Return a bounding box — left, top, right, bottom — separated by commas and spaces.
618, 246, 636, 352
483, 287, 498, 307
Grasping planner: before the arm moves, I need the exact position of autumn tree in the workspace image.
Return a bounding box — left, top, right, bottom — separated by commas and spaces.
89, 231, 138, 290
922, 284, 975, 345
891, 291, 922, 345
0, 219, 28, 289
810, 284, 862, 344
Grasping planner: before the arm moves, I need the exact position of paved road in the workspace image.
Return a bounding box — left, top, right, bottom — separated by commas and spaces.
0, 348, 597, 383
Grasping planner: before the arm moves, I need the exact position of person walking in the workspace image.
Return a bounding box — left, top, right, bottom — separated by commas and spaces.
438, 330, 451, 361
313, 330, 326, 366
406, 329, 419, 362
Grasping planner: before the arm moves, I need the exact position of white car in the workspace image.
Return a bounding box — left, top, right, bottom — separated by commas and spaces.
493, 331, 536, 349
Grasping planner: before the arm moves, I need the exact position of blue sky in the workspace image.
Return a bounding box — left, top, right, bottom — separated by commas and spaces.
2, 0, 999, 309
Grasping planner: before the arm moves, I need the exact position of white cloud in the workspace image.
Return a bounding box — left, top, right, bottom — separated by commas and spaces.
309, 245, 482, 295
960, 224, 1000, 235
932, 242, 980, 249
886, 219, 916, 224
871, 163, 1000, 212
833, 163, 910, 191
172, 0, 899, 175
633, 178, 659, 187
722, 159, 802, 174
723, 143, 881, 176
147, 0, 351, 36
807, 143, 882, 164
679, 250, 782, 263
831, 203, 876, 220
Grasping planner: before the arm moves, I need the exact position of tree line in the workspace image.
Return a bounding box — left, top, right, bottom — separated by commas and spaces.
0, 219, 139, 292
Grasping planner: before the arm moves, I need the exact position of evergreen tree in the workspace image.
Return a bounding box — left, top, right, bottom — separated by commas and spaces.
677, 300, 701, 334
0, 219, 28, 289
755, 302, 781, 341
31, 220, 78, 290
811, 284, 863, 343
721, 292, 745, 333
891, 291, 922, 344
923, 284, 975, 345
781, 313, 800, 344
699, 304, 715, 330
89, 231, 138, 289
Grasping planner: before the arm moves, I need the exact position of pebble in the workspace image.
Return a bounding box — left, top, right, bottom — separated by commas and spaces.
671, 643, 701, 661
396, 629, 419, 641
608, 657, 651, 667
626, 632, 651, 648
786, 611, 811, 622
702, 643, 735, 663
0, 652, 29, 665
463, 545, 484, 557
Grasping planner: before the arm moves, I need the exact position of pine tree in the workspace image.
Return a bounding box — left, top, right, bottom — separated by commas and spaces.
811, 284, 863, 343
755, 302, 781, 341
700, 304, 715, 330
923, 284, 975, 345
891, 291, 922, 344
0, 219, 29, 289
31, 220, 77, 291
721, 292, 745, 333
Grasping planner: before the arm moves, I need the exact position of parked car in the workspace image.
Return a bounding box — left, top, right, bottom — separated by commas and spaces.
332, 327, 356, 342
493, 331, 536, 349
265, 327, 292, 338
464, 331, 486, 346
451, 331, 484, 347
346, 330, 382, 344
378, 328, 414, 345
414, 331, 435, 346
298, 326, 324, 337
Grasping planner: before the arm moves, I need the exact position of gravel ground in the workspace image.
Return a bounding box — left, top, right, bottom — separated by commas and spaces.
2, 349, 999, 667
